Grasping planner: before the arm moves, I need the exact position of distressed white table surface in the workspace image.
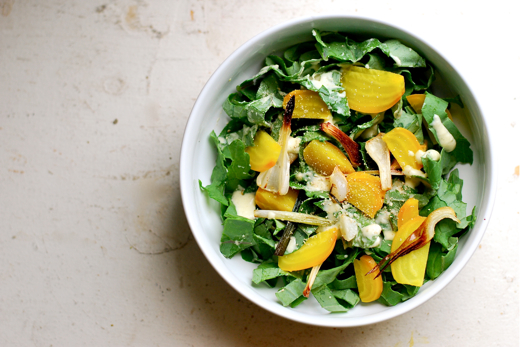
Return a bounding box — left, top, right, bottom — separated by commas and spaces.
1, 1, 518, 346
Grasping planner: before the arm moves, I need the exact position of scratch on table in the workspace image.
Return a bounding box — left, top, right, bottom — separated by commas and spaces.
146, 49, 159, 95
96, 168, 172, 181
127, 233, 192, 255
83, 100, 95, 112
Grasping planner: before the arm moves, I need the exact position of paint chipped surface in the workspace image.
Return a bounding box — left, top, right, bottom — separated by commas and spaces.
1, 0, 14, 16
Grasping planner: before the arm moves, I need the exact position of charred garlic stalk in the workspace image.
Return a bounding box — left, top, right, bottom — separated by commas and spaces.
256, 95, 295, 195
254, 210, 333, 226
303, 264, 322, 298
367, 207, 460, 277
320, 122, 363, 168
274, 190, 305, 256
362, 169, 404, 176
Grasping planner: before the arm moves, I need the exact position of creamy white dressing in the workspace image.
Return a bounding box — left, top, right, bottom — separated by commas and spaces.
321, 199, 342, 220
219, 132, 240, 145
425, 149, 441, 161
431, 114, 456, 152
415, 150, 425, 165
295, 171, 313, 182
310, 71, 339, 91
390, 54, 402, 66
231, 190, 256, 220
342, 212, 383, 249
403, 165, 427, 178
403, 165, 427, 188
361, 224, 382, 238
375, 209, 391, 226
391, 179, 406, 193
415, 149, 441, 165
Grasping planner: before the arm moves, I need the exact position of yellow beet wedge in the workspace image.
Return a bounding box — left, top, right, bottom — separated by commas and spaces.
341, 65, 405, 114
397, 198, 419, 229
391, 216, 429, 287
406, 94, 453, 121
406, 94, 427, 114
367, 206, 460, 278
246, 130, 281, 172
255, 187, 299, 212
354, 255, 383, 302
382, 127, 423, 170
278, 226, 338, 272
346, 172, 385, 218
303, 140, 355, 176
283, 90, 332, 120
320, 122, 363, 168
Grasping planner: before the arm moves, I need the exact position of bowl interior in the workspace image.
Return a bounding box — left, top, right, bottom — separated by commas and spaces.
180, 15, 495, 327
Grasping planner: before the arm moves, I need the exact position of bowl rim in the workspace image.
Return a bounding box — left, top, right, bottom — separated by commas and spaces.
180, 14, 497, 327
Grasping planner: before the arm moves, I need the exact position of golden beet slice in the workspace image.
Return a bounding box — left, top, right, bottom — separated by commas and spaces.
245, 130, 281, 172
303, 140, 355, 176
354, 255, 383, 302
278, 226, 338, 271
406, 94, 453, 121
255, 187, 299, 212
391, 216, 429, 287
397, 198, 419, 229
341, 65, 405, 114
406, 94, 426, 114
382, 127, 423, 170
320, 122, 362, 168
283, 90, 332, 120
346, 172, 385, 218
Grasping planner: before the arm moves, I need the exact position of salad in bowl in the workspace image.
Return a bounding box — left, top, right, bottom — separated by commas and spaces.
198, 28, 478, 314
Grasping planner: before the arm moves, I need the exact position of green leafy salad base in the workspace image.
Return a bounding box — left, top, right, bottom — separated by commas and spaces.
200, 29, 477, 313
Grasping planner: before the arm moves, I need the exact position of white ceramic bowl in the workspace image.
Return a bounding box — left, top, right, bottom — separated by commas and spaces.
180, 15, 496, 327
